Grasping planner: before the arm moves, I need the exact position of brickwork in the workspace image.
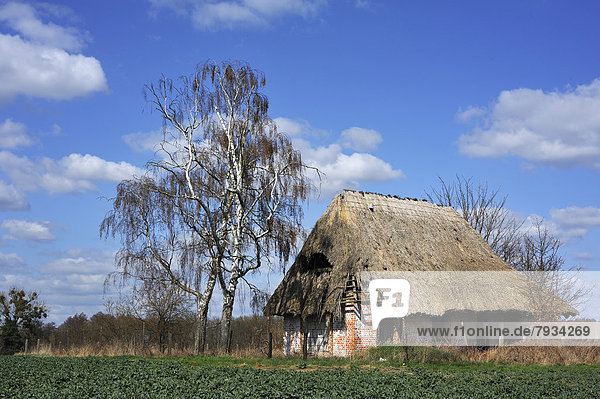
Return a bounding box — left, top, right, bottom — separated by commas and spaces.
283, 297, 378, 357
283, 317, 302, 355
331, 318, 347, 356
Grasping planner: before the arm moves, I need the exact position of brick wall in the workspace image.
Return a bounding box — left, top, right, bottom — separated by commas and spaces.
283, 300, 378, 357
283, 317, 302, 355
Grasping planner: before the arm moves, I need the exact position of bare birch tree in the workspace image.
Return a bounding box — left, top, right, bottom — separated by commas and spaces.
516, 217, 588, 320
426, 176, 588, 317
198, 61, 312, 351
102, 60, 312, 353
515, 216, 563, 272
101, 176, 222, 354
426, 175, 523, 264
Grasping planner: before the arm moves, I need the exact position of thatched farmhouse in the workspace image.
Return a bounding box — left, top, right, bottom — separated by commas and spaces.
264, 190, 574, 356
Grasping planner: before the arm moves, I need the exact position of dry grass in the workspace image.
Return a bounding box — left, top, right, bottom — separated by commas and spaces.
19, 338, 284, 358
19, 342, 599, 366
455, 346, 600, 365
22, 342, 195, 357
358, 345, 600, 366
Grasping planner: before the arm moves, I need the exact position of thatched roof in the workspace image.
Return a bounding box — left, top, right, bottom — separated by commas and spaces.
265, 190, 575, 320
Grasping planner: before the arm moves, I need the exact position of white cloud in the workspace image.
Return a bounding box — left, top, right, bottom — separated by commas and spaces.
0, 2, 84, 51
123, 132, 163, 152
1, 219, 56, 241
458, 79, 600, 169
549, 206, 600, 242
572, 252, 599, 261
47, 124, 62, 136
150, 0, 325, 31
0, 251, 25, 270
0, 2, 107, 101
147, 0, 195, 14
59, 154, 143, 182
0, 179, 29, 211
193, 2, 264, 29
0, 119, 33, 149
122, 131, 163, 152
125, 119, 402, 196
517, 206, 600, 245
516, 213, 589, 249
0, 248, 116, 323
41, 248, 115, 274
0, 151, 145, 195
456, 106, 485, 123
276, 118, 404, 195
520, 214, 575, 242
315, 149, 404, 191
274, 117, 327, 138
122, 130, 193, 165
340, 127, 382, 152
245, 0, 321, 15
274, 117, 302, 137
0, 34, 107, 101
0, 271, 109, 323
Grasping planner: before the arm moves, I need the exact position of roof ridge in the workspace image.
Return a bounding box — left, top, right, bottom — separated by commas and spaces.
341, 189, 428, 203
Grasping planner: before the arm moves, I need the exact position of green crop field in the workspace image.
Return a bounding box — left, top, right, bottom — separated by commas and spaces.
1, 356, 598, 398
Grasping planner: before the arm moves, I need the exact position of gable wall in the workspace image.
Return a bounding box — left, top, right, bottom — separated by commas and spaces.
283, 301, 377, 357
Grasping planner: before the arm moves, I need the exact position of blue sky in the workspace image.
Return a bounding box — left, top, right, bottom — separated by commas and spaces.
0, 0, 599, 323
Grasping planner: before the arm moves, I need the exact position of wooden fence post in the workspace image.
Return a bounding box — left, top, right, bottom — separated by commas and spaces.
168, 332, 172, 356
37, 339, 40, 354
24, 339, 28, 354
302, 319, 308, 360
268, 332, 273, 359
227, 330, 233, 355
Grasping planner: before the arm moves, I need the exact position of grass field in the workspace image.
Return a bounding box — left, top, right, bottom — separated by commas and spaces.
1, 354, 599, 398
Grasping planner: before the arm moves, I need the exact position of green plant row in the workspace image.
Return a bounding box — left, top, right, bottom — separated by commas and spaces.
1, 356, 598, 398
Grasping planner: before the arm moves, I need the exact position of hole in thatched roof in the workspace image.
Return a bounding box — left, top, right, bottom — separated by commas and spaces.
299, 252, 333, 274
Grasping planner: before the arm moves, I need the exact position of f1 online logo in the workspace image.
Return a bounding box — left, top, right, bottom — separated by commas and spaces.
369, 279, 410, 330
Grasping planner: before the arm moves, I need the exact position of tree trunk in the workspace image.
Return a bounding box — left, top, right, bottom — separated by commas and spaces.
218, 215, 241, 353
194, 297, 213, 355
217, 147, 244, 353
194, 309, 206, 355
218, 263, 240, 352
219, 293, 235, 352
194, 263, 218, 355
